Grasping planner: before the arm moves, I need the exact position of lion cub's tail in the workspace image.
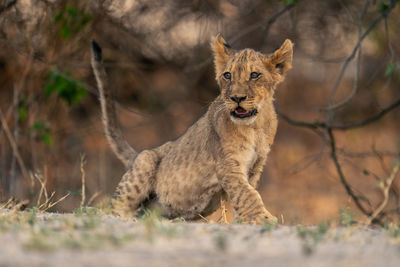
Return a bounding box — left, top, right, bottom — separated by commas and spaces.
91, 40, 137, 168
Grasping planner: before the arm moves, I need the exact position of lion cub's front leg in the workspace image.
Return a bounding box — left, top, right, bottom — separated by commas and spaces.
216, 158, 277, 224
248, 156, 267, 189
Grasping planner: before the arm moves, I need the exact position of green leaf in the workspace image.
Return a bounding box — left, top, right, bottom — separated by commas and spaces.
385, 63, 395, 76
67, 189, 82, 196
67, 7, 78, 18
31, 121, 53, 146
378, 1, 389, 14
60, 25, 71, 39
18, 107, 28, 122
44, 69, 87, 105
82, 14, 93, 25
54, 11, 63, 22
40, 133, 53, 146
363, 169, 370, 175
32, 121, 44, 131
339, 208, 355, 226
54, 6, 93, 39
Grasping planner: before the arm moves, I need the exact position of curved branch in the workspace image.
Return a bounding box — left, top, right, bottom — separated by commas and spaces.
0, 0, 17, 15
327, 129, 371, 217
277, 97, 400, 130
230, 2, 296, 45
366, 164, 399, 225
326, 0, 370, 110
325, 0, 397, 112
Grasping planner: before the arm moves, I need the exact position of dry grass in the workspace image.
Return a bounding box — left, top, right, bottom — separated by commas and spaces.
366, 163, 400, 225
32, 172, 70, 212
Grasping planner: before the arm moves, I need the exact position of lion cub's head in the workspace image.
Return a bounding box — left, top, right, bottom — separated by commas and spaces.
212, 34, 293, 125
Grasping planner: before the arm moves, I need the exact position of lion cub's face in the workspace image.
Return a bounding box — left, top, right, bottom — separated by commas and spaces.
212, 34, 293, 125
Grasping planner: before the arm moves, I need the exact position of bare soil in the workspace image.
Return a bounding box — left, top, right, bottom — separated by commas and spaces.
0, 211, 399, 267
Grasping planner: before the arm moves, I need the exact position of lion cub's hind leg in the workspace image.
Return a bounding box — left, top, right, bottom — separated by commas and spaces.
112, 150, 160, 217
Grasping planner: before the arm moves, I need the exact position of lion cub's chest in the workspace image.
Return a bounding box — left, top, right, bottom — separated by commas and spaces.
243, 146, 257, 173
233, 129, 264, 174
244, 127, 271, 173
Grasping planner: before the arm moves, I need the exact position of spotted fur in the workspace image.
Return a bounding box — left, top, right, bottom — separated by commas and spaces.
91, 35, 293, 224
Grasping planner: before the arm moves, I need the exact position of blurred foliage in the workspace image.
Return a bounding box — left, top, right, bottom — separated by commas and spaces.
30, 121, 53, 146
17, 96, 29, 123
54, 6, 92, 39
339, 208, 356, 226
281, 0, 298, 5
45, 69, 87, 106
385, 62, 400, 76
378, 1, 390, 14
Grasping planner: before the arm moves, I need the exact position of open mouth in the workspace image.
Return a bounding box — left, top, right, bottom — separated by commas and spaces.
231, 106, 258, 119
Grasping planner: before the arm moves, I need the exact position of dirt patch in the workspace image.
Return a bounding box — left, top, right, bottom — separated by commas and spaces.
0, 210, 399, 267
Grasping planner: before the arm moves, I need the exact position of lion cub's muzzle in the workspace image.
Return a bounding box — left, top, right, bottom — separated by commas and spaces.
229, 95, 258, 119
231, 106, 258, 119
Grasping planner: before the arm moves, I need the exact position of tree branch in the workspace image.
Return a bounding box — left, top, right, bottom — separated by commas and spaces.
0, 107, 30, 183
326, 0, 370, 110
0, 0, 17, 15
277, 97, 400, 130
229, 2, 296, 45
327, 129, 371, 217
325, 0, 397, 112
365, 163, 399, 225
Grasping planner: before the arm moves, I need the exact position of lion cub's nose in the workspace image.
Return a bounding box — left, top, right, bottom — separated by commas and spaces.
230, 95, 247, 104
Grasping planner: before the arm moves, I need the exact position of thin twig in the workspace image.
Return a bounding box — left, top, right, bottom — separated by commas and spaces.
41, 192, 70, 212
218, 197, 228, 224
230, 2, 297, 45
331, 98, 400, 129
373, 16, 394, 94
34, 173, 46, 207
9, 85, 20, 194
365, 164, 399, 225
372, 144, 391, 176
338, 147, 399, 159
327, 129, 371, 217
197, 213, 209, 223
0, 0, 17, 14
0, 108, 30, 182
80, 154, 86, 207
0, 198, 14, 210
277, 97, 400, 130
38, 191, 55, 210
327, 0, 371, 110
324, 0, 397, 113
288, 145, 326, 174
87, 191, 101, 206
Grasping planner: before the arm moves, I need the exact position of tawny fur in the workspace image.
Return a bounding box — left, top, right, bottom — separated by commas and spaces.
91, 35, 293, 224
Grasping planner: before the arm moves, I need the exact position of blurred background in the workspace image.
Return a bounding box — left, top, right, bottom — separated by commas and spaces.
0, 0, 399, 224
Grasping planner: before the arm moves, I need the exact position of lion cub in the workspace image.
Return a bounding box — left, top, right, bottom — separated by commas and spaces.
91, 34, 293, 224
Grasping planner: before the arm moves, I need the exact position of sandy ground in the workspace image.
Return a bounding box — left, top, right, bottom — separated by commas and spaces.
0, 211, 399, 267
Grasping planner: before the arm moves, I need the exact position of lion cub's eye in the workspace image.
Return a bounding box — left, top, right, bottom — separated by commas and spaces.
250, 72, 261, 80
223, 72, 231, 80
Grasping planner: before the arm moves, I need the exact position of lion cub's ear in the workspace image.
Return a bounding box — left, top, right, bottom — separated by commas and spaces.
266, 39, 293, 76
212, 34, 234, 79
